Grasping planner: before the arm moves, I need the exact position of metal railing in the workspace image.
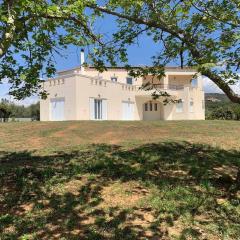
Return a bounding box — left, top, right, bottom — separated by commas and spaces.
152, 84, 184, 90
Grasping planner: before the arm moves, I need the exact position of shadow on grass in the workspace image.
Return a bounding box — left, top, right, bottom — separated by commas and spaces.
0, 141, 239, 239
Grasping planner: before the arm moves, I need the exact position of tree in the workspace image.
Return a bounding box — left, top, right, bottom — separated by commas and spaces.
212, 106, 234, 120
86, 1, 240, 102
0, 99, 40, 119
232, 105, 240, 120
0, 0, 97, 99
29, 102, 40, 120
0, 103, 11, 122
0, 1, 239, 102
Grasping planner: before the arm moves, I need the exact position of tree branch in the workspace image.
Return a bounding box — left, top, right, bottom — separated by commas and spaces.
86, 3, 183, 40
0, 0, 17, 58
31, 14, 104, 46
86, 2, 240, 104
190, 1, 240, 28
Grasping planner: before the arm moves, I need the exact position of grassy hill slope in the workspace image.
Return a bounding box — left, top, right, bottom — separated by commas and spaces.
0, 121, 240, 240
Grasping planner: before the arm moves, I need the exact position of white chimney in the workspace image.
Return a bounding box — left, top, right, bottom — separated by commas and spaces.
80, 49, 85, 72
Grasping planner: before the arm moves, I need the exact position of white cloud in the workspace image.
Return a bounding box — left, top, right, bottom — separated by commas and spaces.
0, 83, 38, 106
203, 77, 240, 95
203, 77, 223, 93
232, 81, 240, 95
11, 96, 39, 106
0, 94, 38, 106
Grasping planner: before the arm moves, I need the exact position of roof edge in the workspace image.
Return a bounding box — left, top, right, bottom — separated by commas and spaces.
57, 65, 197, 74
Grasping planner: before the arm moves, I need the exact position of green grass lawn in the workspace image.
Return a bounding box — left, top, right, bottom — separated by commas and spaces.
0, 121, 240, 240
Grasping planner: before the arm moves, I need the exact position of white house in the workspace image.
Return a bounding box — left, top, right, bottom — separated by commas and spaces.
40, 52, 205, 121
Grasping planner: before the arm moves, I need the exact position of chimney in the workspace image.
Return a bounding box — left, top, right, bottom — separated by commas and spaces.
80, 49, 85, 72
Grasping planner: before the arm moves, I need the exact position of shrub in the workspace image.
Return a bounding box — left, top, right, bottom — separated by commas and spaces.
0, 103, 11, 122
232, 105, 240, 120
209, 106, 235, 120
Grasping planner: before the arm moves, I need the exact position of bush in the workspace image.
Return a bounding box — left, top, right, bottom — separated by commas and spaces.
232, 105, 240, 120
205, 94, 240, 121
0, 99, 40, 120
210, 107, 233, 120
0, 103, 11, 122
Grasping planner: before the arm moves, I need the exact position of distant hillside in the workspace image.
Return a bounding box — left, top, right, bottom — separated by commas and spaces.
205, 93, 240, 120
205, 93, 229, 102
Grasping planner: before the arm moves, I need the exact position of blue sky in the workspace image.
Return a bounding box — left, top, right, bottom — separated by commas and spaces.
0, 15, 224, 105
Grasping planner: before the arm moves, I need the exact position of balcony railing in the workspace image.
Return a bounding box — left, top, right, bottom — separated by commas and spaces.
141, 83, 184, 91
88, 78, 185, 92
90, 77, 138, 92
89, 76, 185, 92
153, 84, 184, 90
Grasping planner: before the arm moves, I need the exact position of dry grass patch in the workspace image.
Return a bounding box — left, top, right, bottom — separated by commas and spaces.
1, 120, 240, 151
100, 181, 149, 209
0, 121, 240, 239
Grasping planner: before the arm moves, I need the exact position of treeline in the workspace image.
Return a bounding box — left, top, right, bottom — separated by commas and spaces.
205, 94, 240, 120
0, 99, 40, 121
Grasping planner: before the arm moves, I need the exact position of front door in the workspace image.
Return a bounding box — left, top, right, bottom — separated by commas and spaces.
122, 101, 134, 120
50, 98, 65, 121
143, 101, 162, 120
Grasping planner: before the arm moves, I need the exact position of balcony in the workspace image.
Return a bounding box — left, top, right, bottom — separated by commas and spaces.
138, 83, 184, 92
152, 84, 184, 90
135, 83, 191, 99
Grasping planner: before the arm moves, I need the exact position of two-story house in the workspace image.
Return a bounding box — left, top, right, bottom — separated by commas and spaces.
40, 52, 205, 121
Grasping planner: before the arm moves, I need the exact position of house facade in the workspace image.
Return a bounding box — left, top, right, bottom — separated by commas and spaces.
40, 62, 205, 121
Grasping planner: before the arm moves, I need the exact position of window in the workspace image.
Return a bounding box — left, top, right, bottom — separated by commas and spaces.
176, 100, 183, 113
144, 103, 148, 111
94, 99, 103, 119
154, 103, 158, 111
90, 98, 107, 120
111, 77, 118, 82
189, 98, 194, 112
126, 77, 133, 85
149, 102, 153, 111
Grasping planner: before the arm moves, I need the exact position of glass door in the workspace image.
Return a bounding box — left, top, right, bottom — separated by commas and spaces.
94, 99, 102, 120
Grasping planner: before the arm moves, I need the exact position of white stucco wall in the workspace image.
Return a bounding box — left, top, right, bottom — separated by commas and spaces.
75, 75, 140, 120
40, 75, 77, 121
40, 67, 205, 121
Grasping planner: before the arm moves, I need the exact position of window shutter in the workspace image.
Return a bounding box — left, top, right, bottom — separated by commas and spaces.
102, 99, 107, 120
